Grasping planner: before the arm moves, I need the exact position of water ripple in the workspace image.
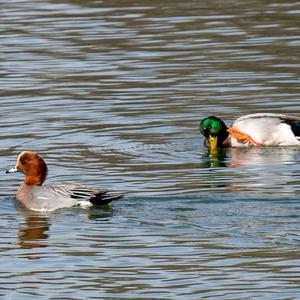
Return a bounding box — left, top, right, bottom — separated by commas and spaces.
1, 0, 300, 299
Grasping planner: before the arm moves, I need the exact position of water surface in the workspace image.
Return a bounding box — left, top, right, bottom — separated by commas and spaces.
1, 0, 300, 299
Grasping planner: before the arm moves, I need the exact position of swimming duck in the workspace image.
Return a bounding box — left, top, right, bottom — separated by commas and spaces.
6, 151, 123, 212
199, 113, 300, 151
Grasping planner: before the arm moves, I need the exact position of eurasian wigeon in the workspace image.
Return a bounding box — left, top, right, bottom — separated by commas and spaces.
6, 151, 123, 212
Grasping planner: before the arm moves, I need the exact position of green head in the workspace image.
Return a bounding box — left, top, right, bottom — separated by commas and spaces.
199, 116, 229, 150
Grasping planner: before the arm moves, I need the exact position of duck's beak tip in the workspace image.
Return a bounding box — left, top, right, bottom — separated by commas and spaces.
5, 166, 18, 174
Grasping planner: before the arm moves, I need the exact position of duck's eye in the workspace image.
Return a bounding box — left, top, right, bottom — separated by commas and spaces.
21, 159, 26, 165
204, 125, 211, 133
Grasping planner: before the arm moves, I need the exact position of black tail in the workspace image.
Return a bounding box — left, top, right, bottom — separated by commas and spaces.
282, 119, 300, 140
90, 191, 123, 206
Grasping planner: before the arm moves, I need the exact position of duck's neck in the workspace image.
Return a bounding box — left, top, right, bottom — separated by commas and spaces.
23, 159, 48, 186
24, 175, 45, 186
220, 130, 230, 145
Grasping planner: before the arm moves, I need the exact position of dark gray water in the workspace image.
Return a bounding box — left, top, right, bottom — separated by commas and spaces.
1, 0, 300, 299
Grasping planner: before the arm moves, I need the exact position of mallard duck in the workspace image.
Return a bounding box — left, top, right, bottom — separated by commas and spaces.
199, 113, 300, 151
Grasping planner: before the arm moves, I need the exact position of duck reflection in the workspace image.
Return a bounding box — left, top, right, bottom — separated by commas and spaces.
18, 211, 50, 249
201, 148, 227, 168
17, 206, 115, 250
199, 146, 300, 194
230, 147, 300, 167
201, 146, 300, 168
87, 205, 115, 220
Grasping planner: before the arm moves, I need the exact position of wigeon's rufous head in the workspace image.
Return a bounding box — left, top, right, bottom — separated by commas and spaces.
6, 151, 48, 186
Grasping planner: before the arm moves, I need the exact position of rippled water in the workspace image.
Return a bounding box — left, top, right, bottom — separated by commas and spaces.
1, 0, 300, 299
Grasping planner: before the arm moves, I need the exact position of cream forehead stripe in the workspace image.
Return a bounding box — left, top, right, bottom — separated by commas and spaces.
17, 151, 37, 162
17, 152, 25, 162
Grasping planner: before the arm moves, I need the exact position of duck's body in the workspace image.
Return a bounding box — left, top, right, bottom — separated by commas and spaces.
227, 113, 300, 147
16, 182, 121, 212
200, 113, 300, 151
6, 151, 122, 212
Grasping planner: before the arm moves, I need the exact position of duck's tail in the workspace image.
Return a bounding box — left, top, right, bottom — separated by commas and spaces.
90, 191, 123, 206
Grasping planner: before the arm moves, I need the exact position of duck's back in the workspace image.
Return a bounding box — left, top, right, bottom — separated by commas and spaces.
229, 113, 300, 147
